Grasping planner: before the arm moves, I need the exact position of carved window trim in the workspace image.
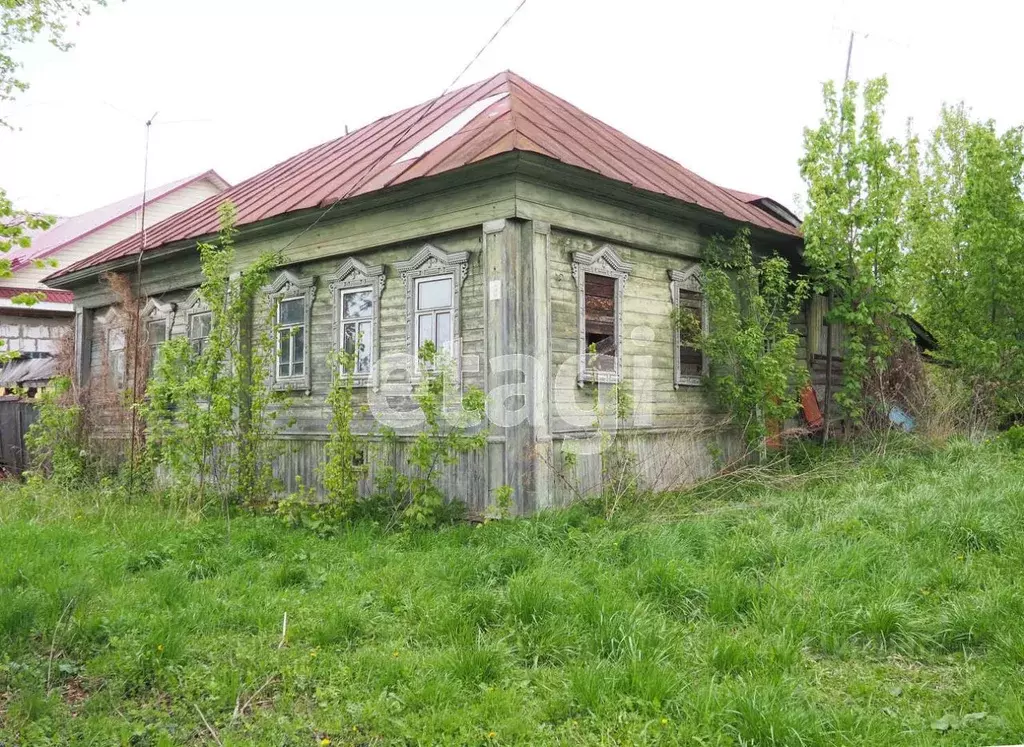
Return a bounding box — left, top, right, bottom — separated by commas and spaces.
572, 245, 633, 384
265, 270, 317, 394
326, 257, 385, 388
669, 265, 709, 388
395, 244, 468, 370
140, 298, 175, 374
181, 289, 215, 356
97, 306, 127, 389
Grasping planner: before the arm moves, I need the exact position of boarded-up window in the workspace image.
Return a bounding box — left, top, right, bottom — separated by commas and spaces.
808, 294, 844, 359
584, 273, 616, 371
677, 289, 704, 378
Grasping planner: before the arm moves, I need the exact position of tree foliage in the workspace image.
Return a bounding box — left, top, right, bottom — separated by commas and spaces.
685, 230, 808, 457
0, 0, 107, 301
143, 203, 283, 507
373, 343, 487, 528
800, 77, 910, 423
906, 105, 1024, 420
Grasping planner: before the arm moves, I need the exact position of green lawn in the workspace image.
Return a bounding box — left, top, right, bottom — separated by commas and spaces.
3, 440, 1024, 745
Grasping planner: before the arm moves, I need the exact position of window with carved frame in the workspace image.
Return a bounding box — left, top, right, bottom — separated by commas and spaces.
395, 244, 468, 374
326, 256, 385, 387
669, 266, 708, 387
265, 270, 317, 393
571, 245, 633, 383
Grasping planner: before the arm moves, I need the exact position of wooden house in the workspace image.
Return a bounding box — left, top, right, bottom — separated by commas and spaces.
46, 72, 819, 514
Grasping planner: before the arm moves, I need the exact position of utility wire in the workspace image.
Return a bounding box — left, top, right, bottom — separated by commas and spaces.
274, 0, 528, 257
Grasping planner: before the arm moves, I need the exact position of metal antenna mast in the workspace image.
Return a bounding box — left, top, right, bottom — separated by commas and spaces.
126, 112, 158, 500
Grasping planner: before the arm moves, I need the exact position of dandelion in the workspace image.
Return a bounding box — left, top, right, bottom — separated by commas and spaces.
392, 650, 400, 658
660, 717, 669, 726
487, 731, 497, 739
156, 644, 164, 653
320, 738, 331, 746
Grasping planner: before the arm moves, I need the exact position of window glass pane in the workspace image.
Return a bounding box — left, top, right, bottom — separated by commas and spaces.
342, 289, 373, 320
109, 328, 126, 351
356, 320, 372, 373
417, 277, 452, 310
278, 297, 304, 325
436, 312, 451, 352
417, 314, 434, 350
148, 320, 166, 345
342, 321, 357, 357
190, 312, 211, 340
292, 325, 304, 365
278, 329, 290, 369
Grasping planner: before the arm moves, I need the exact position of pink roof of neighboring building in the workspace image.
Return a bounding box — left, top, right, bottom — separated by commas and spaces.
0, 287, 74, 304
17, 170, 228, 272
53, 72, 800, 279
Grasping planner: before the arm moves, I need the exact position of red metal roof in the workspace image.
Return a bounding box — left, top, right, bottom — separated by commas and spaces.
0, 287, 74, 304
52, 72, 800, 280
18, 170, 229, 273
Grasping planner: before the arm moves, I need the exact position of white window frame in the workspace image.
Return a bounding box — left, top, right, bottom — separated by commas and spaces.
275, 295, 307, 383
395, 244, 468, 374
188, 310, 213, 355
669, 265, 708, 388
413, 274, 455, 359
326, 256, 385, 388
265, 270, 316, 394
572, 245, 633, 384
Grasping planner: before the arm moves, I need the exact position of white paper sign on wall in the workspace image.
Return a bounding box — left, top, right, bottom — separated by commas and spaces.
489, 279, 502, 301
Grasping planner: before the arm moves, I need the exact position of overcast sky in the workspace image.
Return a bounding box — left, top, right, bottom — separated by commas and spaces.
2, 0, 1022, 218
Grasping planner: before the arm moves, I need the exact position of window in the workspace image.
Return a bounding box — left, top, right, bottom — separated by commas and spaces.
340, 287, 374, 375
265, 270, 317, 392
808, 294, 843, 361
669, 266, 707, 387
572, 246, 633, 383
147, 319, 167, 367
276, 296, 306, 380
395, 244, 469, 373
584, 273, 617, 372
414, 276, 453, 356
327, 257, 385, 387
189, 312, 212, 355
677, 289, 704, 379
108, 327, 126, 389
140, 298, 173, 376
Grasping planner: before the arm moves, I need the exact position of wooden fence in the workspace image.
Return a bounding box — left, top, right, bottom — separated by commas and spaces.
0, 397, 38, 475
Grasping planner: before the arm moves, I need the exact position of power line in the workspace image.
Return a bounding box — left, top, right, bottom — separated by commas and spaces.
273, 0, 528, 257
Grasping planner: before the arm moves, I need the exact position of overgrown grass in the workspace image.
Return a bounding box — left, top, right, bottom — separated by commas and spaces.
3, 439, 1024, 745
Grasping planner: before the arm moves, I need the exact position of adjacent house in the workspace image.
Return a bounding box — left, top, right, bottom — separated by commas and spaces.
46, 71, 816, 514
0, 171, 229, 388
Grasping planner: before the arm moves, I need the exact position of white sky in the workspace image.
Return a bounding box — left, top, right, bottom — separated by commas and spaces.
2, 0, 1022, 218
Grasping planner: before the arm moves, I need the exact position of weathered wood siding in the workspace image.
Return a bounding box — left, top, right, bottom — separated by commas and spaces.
547, 228, 717, 432
68, 172, 820, 512
83, 226, 494, 509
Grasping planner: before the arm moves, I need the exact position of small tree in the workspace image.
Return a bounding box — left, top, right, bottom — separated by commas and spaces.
144, 203, 282, 507
373, 343, 487, 528
682, 230, 808, 460
319, 349, 367, 519
800, 77, 910, 429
